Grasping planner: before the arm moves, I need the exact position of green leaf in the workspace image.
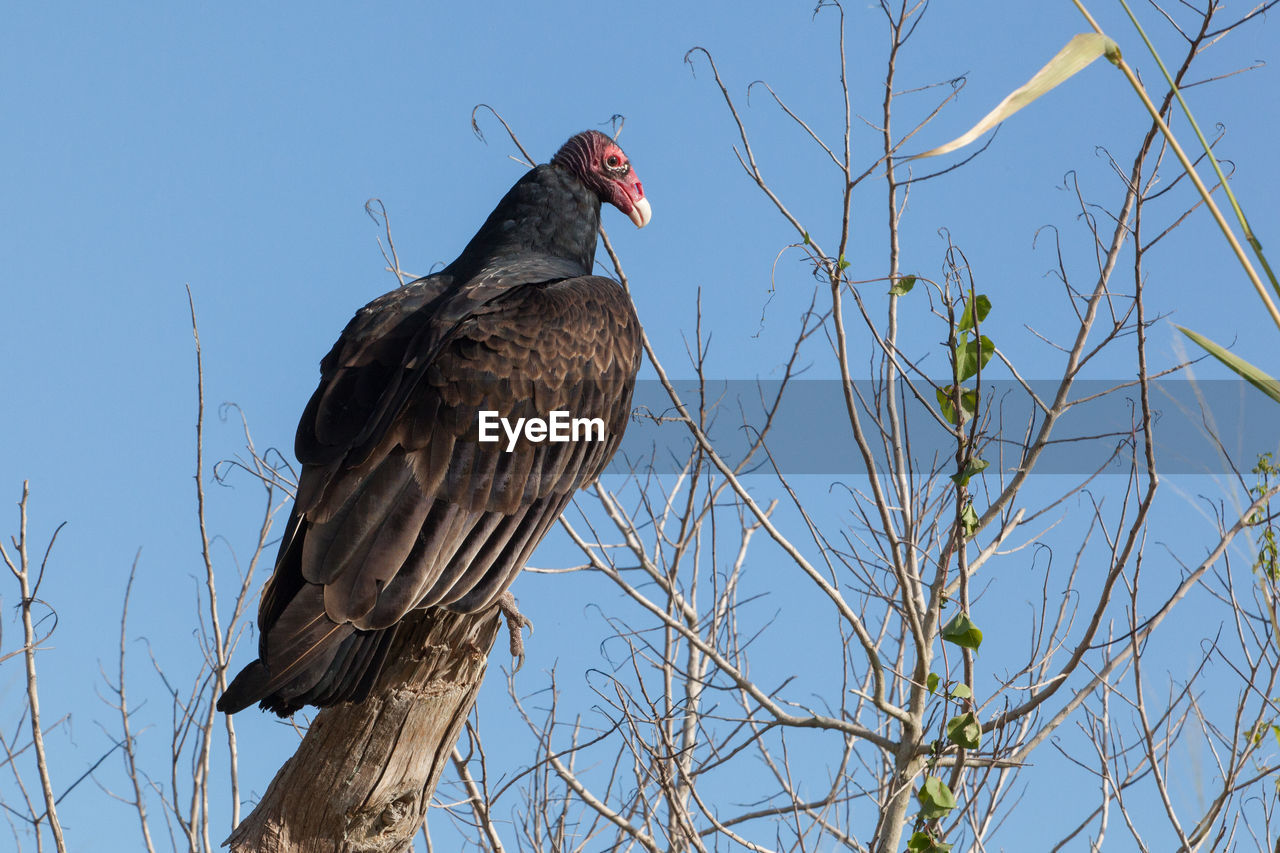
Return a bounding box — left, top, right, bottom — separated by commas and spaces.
936, 386, 979, 425
946, 711, 982, 750
916, 775, 957, 820
890, 275, 917, 296
950, 684, 972, 700
837, 255, 851, 271
1178, 326, 1280, 405
910, 33, 1119, 160
936, 387, 957, 425
960, 502, 979, 538
907, 831, 952, 852
927, 672, 940, 693
802, 231, 811, 245
956, 335, 995, 383
942, 612, 983, 651
907, 833, 932, 851
959, 294, 992, 331
950, 457, 989, 487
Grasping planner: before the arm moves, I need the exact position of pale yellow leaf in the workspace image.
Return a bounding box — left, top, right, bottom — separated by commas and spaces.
1178, 326, 1280, 405
910, 33, 1120, 161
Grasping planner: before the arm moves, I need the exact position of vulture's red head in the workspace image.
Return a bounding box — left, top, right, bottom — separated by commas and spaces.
552, 130, 652, 229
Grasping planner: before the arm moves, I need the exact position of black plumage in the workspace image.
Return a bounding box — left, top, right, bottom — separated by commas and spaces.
218, 130, 649, 716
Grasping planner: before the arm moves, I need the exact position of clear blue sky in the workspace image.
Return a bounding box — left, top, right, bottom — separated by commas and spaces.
2, 2, 1277, 850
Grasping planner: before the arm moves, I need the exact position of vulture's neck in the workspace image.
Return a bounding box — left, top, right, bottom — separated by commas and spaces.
449, 164, 601, 279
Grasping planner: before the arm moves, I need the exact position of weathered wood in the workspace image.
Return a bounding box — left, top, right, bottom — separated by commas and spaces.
227, 607, 501, 853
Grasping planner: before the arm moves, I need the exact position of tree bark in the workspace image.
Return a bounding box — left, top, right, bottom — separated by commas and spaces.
227, 607, 501, 853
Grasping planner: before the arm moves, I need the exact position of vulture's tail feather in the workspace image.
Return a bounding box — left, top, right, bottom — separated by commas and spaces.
217, 626, 397, 717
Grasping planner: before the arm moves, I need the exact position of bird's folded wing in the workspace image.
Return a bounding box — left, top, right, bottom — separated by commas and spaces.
275, 273, 639, 637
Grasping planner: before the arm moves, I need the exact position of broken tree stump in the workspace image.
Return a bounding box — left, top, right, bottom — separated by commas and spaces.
227, 606, 502, 852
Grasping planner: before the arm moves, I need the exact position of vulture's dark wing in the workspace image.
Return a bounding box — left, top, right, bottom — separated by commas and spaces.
219, 265, 641, 714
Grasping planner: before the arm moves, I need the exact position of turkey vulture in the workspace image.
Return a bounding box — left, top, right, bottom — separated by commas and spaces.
218, 130, 649, 716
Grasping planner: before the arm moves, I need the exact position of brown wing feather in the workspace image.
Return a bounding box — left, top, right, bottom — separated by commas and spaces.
217, 272, 640, 715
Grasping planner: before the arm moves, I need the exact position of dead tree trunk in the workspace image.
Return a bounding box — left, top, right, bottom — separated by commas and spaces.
226, 607, 501, 853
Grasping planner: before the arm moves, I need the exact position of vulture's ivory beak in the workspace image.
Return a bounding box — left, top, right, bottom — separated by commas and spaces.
629, 197, 652, 229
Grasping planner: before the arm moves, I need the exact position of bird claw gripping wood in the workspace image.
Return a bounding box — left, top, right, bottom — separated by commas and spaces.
497, 591, 533, 671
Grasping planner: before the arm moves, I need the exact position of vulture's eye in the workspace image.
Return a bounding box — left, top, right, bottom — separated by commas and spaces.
606, 155, 621, 168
